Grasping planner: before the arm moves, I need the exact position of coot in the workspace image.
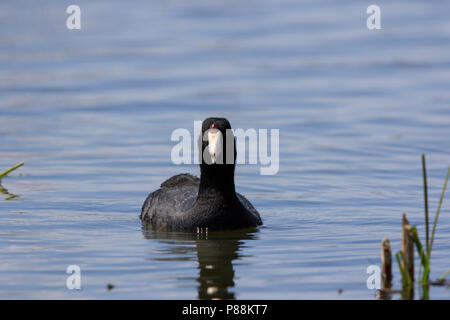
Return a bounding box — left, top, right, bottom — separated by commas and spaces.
140, 117, 263, 231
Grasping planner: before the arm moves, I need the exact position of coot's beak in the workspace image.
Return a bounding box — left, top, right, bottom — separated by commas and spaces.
207, 128, 222, 164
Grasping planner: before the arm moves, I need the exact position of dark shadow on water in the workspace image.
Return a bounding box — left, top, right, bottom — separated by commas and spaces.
141, 224, 259, 300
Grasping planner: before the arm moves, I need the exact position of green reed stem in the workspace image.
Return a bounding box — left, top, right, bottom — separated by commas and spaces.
411, 226, 430, 283
396, 251, 412, 287
0, 162, 24, 180
429, 165, 450, 257
439, 269, 450, 282
421, 154, 430, 256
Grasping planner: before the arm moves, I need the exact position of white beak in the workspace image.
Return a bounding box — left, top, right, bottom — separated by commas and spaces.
207, 129, 223, 164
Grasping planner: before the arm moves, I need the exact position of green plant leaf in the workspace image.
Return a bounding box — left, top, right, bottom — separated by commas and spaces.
429, 165, 450, 257
421, 154, 430, 256
411, 226, 430, 283
0, 162, 24, 180
439, 269, 450, 282
399, 251, 413, 286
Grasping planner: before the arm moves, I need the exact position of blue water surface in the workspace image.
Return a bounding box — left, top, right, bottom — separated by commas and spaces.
0, 0, 449, 299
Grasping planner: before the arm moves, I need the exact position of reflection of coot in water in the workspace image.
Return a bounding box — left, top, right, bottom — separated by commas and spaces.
143, 227, 258, 300
141, 117, 262, 231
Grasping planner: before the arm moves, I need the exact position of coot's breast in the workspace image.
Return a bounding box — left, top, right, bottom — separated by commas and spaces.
140, 173, 262, 231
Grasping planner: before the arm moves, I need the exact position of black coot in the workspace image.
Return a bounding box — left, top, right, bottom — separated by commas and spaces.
141, 117, 262, 231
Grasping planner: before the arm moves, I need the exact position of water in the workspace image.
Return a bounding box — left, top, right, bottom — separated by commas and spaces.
1, 0, 450, 299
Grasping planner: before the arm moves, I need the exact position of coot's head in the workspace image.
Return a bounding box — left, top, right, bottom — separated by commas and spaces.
199, 117, 236, 166
198, 117, 237, 196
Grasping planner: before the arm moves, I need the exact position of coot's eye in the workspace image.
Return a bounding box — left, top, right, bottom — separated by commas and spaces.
209, 122, 219, 129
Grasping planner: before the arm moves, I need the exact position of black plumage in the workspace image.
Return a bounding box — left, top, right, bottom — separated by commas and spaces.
141, 117, 262, 231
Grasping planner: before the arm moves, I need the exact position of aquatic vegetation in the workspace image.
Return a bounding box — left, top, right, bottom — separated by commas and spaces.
0, 161, 24, 200
383, 155, 450, 299
0, 161, 24, 180
411, 155, 450, 290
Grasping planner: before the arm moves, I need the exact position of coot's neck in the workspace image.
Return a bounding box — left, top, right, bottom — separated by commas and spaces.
197, 164, 237, 201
